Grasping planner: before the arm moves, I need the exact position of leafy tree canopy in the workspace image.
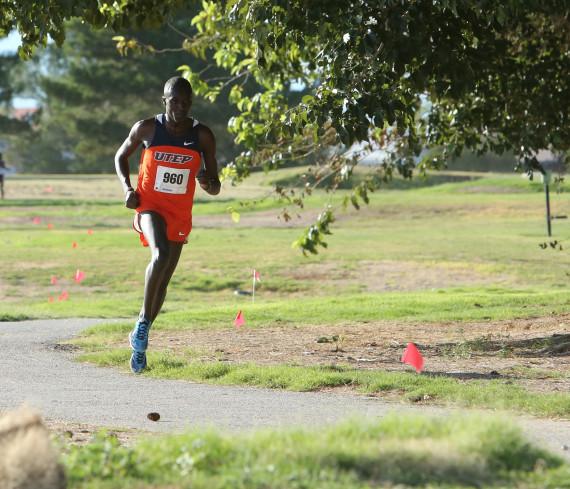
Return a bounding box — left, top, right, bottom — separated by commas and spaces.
2, 1, 570, 252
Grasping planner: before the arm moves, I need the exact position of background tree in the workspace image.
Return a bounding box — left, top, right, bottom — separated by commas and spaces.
2, 1, 569, 251
7, 17, 238, 172
0, 53, 30, 136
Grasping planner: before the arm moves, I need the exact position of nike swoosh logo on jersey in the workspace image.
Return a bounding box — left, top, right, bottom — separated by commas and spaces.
183, 141, 194, 146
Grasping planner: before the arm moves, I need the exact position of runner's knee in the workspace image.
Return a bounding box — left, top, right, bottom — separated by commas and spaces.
151, 243, 171, 267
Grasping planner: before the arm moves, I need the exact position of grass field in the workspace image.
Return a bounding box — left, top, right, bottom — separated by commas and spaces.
3, 169, 570, 486
61, 414, 569, 489
2, 169, 570, 319
2, 170, 570, 416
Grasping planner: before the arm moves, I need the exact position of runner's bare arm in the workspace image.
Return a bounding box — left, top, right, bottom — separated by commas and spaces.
198, 125, 221, 196
114, 119, 154, 208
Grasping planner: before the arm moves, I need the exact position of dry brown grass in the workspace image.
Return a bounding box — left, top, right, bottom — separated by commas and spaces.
0, 405, 66, 489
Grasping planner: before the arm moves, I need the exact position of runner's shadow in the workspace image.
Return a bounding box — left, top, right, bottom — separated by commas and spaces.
421, 371, 507, 380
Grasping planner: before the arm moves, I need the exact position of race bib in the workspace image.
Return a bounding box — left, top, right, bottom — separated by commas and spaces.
154, 166, 190, 194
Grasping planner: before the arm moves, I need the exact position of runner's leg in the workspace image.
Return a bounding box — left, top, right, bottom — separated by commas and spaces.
129, 211, 173, 373
138, 211, 172, 321
148, 241, 183, 322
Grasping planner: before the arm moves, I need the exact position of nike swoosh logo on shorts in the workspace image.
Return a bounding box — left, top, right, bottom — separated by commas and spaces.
178, 232, 185, 236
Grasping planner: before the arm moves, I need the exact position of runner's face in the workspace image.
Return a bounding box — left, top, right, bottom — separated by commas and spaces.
163, 88, 192, 123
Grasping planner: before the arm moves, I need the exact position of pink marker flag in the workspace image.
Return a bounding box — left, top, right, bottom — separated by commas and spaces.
74, 269, 85, 284
44, 186, 53, 193
48, 296, 54, 303
401, 342, 424, 373
72, 241, 78, 249
234, 310, 245, 328
87, 229, 94, 235
50, 275, 58, 285
47, 223, 54, 230
58, 290, 69, 301
32, 217, 41, 225
254, 270, 261, 282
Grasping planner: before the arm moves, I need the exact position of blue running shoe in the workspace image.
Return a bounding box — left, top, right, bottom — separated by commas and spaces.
129, 318, 151, 352
130, 350, 147, 374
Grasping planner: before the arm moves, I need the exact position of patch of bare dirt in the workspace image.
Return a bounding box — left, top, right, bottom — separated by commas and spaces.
284, 260, 511, 293
1, 284, 106, 302
461, 185, 523, 194
194, 204, 472, 229
192, 200, 541, 229
44, 419, 146, 447
141, 315, 570, 396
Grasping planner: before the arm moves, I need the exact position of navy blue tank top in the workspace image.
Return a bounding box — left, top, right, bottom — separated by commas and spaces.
145, 114, 202, 153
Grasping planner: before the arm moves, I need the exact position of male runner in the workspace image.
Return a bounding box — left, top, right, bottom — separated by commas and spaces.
0, 153, 6, 199
114, 76, 221, 373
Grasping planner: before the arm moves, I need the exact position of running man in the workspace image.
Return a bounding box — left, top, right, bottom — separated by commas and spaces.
0, 153, 6, 199
114, 76, 221, 373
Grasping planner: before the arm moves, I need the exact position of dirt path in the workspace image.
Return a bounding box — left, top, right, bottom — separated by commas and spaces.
0, 318, 569, 460
148, 315, 570, 396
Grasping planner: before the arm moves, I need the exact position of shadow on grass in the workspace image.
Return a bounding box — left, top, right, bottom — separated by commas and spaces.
431, 333, 570, 358
321, 447, 491, 487
271, 172, 483, 190
1, 196, 238, 207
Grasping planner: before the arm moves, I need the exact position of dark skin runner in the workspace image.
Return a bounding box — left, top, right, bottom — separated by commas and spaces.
0, 153, 5, 199
114, 81, 221, 323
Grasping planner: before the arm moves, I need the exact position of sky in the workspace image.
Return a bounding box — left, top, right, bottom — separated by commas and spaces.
0, 30, 20, 54
1, 31, 39, 108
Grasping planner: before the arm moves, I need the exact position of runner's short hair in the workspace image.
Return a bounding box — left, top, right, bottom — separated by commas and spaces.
164, 77, 193, 97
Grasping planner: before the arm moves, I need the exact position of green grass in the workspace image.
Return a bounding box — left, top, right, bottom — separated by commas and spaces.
62, 414, 569, 488
2, 215, 570, 319
3, 171, 570, 417
76, 350, 570, 418
61, 286, 570, 333
4, 171, 570, 484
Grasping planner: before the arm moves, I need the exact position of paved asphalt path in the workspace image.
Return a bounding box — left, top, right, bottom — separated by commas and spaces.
1, 318, 569, 460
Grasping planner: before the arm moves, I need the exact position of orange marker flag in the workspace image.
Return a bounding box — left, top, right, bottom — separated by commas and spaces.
58, 290, 69, 301
48, 296, 54, 303
87, 229, 94, 235
72, 241, 78, 249
50, 275, 58, 285
401, 342, 424, 373
47, 223, 54, 230
234, 310, 245, 328
32, 217, 41, 225
74, 269, 85, 284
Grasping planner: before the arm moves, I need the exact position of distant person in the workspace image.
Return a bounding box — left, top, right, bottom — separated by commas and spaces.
0, 153, 6, 199
114, 76, 221, 373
